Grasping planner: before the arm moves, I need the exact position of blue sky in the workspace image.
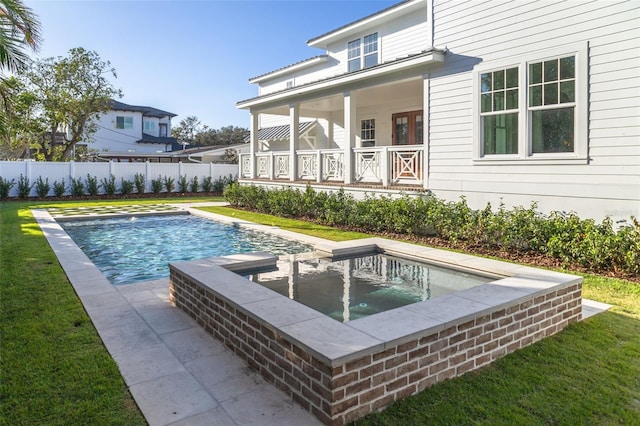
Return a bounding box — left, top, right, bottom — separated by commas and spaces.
27, 0, 399, 129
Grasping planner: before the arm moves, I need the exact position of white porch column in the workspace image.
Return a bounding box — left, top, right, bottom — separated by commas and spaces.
343, 91, 356, 185
423, 74, 430, 190
289, 103, 300, 181
249, 112, 259, 179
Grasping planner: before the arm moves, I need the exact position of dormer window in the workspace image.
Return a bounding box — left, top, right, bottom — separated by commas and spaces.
347, 32, 378, 72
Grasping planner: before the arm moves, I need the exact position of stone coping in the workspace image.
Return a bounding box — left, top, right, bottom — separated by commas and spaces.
169, 237, 582, 367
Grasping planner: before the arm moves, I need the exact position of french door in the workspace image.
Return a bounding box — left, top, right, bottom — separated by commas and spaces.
392, 110, 423, 145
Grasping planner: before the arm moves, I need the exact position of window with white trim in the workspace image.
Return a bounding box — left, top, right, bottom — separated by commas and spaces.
115, 116, 133, 129
480, 67, 519, 155
360, 118, 375, 147
347, 32, 378, 73
143, 120, 156, 132
473, 43, 587, 163
528, 56, 575, 153
348, 39, 361, 72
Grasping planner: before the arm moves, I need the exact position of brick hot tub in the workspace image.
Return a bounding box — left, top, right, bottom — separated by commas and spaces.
169, 237, 582, 425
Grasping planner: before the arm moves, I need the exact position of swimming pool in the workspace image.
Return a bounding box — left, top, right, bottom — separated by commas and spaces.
60, 214, 312, 285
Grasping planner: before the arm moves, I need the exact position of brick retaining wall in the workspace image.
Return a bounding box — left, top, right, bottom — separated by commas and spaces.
169, 265, 581, 425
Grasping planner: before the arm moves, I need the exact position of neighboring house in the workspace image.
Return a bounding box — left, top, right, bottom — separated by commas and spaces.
236, 0, 640, 222
82, 100, 179, 161
177, 143, 250, 164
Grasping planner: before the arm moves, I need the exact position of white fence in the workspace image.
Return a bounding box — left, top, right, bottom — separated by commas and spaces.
0, 161, 238, 197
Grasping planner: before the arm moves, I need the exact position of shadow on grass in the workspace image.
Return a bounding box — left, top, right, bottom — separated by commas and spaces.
354, 311, 640, 425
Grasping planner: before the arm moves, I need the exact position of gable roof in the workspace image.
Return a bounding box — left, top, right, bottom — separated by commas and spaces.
244, 121, 317, 142
307, 0, 423, 48
111, 100, 177, 118
249, 55, 329, 84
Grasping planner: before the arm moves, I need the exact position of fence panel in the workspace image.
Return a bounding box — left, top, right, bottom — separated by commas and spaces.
0, 161, 239, 198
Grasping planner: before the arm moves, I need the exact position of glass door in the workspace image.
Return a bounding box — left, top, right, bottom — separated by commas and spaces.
392, 110, 423, 145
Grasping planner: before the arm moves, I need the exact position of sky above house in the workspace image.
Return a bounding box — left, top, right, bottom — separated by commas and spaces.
27, 0, 399, 129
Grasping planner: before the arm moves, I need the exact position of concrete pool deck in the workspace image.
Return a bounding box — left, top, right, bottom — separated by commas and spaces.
33, 203, 611, 426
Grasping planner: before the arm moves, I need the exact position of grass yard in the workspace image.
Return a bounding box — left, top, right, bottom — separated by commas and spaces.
1, 200, 638, 424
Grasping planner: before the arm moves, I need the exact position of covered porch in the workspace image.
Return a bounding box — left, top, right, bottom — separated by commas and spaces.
236, 49, 446, 191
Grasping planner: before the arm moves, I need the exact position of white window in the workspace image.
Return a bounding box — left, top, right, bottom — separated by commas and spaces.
347, 33, 378, 73
348, 39, 361, 72
116, 116, 133, 130
473, 43, 587, 163
143, 120, 156, 132
360, 119, 375, 147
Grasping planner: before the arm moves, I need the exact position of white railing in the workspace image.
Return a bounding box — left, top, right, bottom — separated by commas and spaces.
240, 145, 423, 186
0, 160, 238, 197
389, 146, 423, 184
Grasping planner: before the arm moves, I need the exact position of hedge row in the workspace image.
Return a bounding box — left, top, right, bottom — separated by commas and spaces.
223, 183, 639, 276
0, 173, 236, 199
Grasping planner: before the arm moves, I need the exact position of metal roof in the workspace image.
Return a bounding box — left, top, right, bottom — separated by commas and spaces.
307, 0, 414, 46
249, 55, 328, 83
111, 100, 177, 118
244, 121, 317, 143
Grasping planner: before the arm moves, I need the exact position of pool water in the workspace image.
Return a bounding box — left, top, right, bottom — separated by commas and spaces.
60, 214, 312, 285
248, 253, 493, 322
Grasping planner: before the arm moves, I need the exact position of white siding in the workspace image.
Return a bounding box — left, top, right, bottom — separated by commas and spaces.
89, 111, 145, 153
428, 0, 640, 221
257, 6, 430, 95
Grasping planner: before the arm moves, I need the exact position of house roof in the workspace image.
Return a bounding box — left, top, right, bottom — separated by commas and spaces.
111, 100, 177, 118
249, 55, 329, 84
244, 121, 317, 142
237, 49, 445, 109
137, 133, 178, 145
307, 0, 422, 48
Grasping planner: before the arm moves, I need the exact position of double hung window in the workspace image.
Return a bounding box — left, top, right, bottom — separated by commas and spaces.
360, 119, 375, 147
347, 33, 378, 72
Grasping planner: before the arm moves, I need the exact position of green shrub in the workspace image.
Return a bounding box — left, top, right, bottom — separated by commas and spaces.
202, 176, 213, 193
0, 177, 15, 199
150, 176, 163, 194
190, 176, 199, 193
121, 178, 134, 195
178, 175, 189, 193
85, 174, 99, 196
134, 173, 145, 194
101, 174, 117, 195
53, 179, 66, 197
34, 176, 50, 198
70, 177, 85, 196
16, 174, 31, 199
163, 175, 175, 193
223, 184, 639, 276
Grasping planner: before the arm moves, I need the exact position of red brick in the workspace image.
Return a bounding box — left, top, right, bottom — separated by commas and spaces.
491, 309, 506, 320
359, 385, 385, 404
385, 353, 407, 369
372, 347, 396, 361
371, 393, 395, 411
332, 371, 358, 388
346, 377, 371, 395
359, 362, 383, 379
429, 360, 448, 375
456, 359, 475, 375
397, 360, 419, 376
397, 340, 418, 353
418, 353, 439, 368
331, 395, 358, 416
346, 356, 371, 372
458, 319, 475, 331
372, 369, 396, 386
386, 376, 408, 392
301, 384, 321, 407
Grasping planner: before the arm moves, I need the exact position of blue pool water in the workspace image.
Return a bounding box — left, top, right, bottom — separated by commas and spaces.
60, 214, 313, 285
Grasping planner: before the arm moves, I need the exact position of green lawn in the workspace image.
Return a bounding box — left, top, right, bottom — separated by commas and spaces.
1, 200, 638, 424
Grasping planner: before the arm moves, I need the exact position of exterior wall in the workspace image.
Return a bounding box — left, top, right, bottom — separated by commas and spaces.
90, 110, 144, 153
428, 0, 640, 221
143, 117, 160, 137
170, 266, 582, 426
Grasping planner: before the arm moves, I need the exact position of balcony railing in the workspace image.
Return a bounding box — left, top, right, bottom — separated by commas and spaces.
239, 145, 423, 186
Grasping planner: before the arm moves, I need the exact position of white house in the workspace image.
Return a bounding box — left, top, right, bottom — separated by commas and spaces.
236, 0, 640, 222
81, 100, 178, 160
